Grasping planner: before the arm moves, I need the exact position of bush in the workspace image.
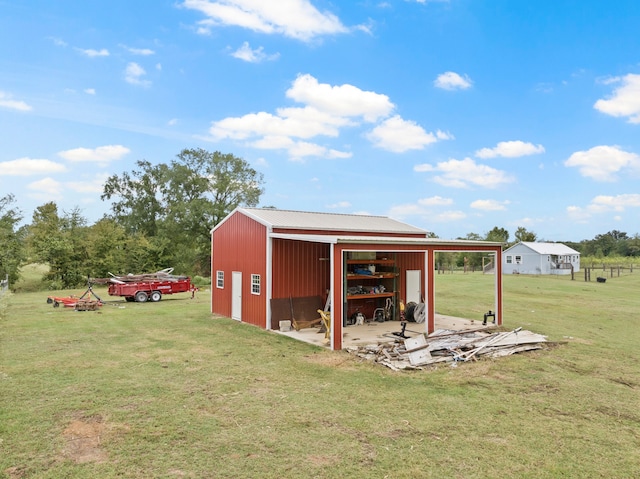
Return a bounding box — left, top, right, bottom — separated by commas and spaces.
192, 275, 211, 287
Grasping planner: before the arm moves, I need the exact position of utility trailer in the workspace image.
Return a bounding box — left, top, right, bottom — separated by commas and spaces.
93, 268, 194, 303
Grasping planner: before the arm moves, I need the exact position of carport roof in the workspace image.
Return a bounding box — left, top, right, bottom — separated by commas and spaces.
270, 232, 503, 248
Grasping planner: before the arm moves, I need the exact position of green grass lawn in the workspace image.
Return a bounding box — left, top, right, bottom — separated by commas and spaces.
1, 273, 639, 478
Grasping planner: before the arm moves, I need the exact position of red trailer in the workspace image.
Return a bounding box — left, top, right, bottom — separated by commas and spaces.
108, 278, 192, 302
93, 269, 195, 303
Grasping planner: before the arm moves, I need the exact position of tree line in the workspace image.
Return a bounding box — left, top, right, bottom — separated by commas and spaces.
0, 149, 263, 289
1, 148, 639, 289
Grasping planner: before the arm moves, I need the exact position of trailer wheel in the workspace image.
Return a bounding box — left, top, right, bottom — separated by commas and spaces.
135, 291, 148, 303
150, 291, 162, 302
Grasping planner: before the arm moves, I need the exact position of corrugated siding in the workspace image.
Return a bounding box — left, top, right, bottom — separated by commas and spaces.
211, 211, 267, 327
396, 252, 426, 304
272, 239, 330, 299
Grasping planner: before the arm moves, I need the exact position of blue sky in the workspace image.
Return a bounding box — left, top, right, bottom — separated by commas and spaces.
1, 0, 640, 242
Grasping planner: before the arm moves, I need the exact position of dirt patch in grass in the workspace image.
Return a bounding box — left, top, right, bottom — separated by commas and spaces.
61, 414, 108, 464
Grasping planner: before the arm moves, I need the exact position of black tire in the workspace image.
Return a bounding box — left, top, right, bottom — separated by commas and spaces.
405, 302, 417, 322
53, 301, 60, 308
125, 297, 134, 302
150, 291, 162, 302
135, 291, 148, 303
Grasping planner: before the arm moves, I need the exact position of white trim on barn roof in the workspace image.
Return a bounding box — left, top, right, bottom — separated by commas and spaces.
505, 242, 580, 255
270, 232, 503, 248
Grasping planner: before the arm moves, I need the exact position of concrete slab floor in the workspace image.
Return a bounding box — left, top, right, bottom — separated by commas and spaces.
274, 314, 495, 349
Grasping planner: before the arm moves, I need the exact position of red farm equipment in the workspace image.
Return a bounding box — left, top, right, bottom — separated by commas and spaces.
92, 268, 195, 303
47, 280, 103, 311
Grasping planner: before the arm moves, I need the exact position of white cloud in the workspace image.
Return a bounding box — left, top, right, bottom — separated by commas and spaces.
434, 71, 472, 90
475, 140, 545, 159
254, 157, 269, 168
168, 118, 178, 126
567, 193, 640, 223
418, 196, 453, 206
48, 36, 68, 47
436, 130, 454, 140
566, 205, 591, 223
27, 177, 63, 200
414, 158, 515, 188
121, 45, 155, 55
124, 62, 151, 87
248, 135, 351, 161
589, 193, 640, 212
387, 196, 459, 226
181, 0, 349, 41
366, 115, 437, 152
58, 145, 130, 166
0, 91, 32, 111
470, 199, 510, 211
212, 108, 350, 140
0, 158, 66, 176
433, 210, 467, 222
208, 73, 440, 160
76, 47, 110, 57
231, 42, 279, 62
286, 74, 394, 122
564, 145, 640, 181
594, 73, 640, 123
66, 174, 110, 194
84, 88, 96, 95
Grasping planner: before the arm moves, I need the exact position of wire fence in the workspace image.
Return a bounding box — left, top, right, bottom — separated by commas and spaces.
583, 265, 634, 282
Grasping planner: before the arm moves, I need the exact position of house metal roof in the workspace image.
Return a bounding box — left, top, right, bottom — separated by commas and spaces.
238, 207, 428, 235
506, 242, 580, 255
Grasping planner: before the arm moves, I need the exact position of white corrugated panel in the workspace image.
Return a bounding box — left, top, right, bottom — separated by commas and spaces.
240, 207, 427, 234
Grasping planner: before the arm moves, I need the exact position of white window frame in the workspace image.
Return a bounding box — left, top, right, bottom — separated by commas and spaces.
515, 255, 522, 264
251, 274, 261, 295
216, 271, 224, 289
506, 255, 513, 264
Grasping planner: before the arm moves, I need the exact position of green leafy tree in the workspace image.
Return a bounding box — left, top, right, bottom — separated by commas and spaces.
485, 226, 509, 243
514, 226, 537, 243
0, 194, 25, 285
101, 149, 264, 275
27, 203, 89, 288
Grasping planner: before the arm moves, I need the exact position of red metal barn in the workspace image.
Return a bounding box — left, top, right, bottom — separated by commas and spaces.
211, 208, 503, 351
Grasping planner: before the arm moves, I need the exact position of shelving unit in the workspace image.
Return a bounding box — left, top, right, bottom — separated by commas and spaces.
345, 254, 398, 322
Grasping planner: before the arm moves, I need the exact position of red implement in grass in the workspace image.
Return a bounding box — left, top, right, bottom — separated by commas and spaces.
47, 283, 103, 311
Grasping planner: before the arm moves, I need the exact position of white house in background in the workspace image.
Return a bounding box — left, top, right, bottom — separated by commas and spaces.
502, 242, 580, 275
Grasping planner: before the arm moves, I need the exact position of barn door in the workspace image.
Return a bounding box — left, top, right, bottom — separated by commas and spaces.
406, 270, 421, 304
231, 271, 242, 321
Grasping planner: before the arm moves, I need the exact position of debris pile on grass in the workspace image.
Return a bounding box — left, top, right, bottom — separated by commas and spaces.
346, 327, 547, 370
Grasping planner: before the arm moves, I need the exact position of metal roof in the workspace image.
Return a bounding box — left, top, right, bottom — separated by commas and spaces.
239, 207, 428, 235
270, 232, 503, 248
507, 242, 580, 255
